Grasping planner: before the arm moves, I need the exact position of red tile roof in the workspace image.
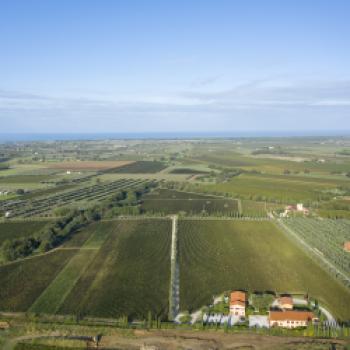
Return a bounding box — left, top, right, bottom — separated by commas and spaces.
230, 291, 246, 305
269, 311, 314, 322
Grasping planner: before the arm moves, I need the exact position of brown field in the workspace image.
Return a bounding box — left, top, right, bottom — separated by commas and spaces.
44, 160, 135, 170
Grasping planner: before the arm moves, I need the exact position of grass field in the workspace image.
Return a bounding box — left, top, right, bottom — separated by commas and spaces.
178, 219, 350, 320
105, 161, 167, 173
0, 220, 52, 245
198, 173, 349, 203
141, 189, 239, 215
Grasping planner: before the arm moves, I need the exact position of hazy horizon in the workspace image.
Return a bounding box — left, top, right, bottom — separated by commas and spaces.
1, 0, 349, 134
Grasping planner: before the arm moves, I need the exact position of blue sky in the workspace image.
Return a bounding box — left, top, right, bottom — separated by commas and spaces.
1, 0, 350, 134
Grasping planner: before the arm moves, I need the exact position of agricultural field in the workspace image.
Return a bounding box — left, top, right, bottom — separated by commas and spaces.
0, 220, 52, 245
29, 222, 114, 314
0, 249, 75, 311
169, 168, 210, 174
0, 219, 172, 320
105, 160, 167, 173
197, 173, 349, 203
282, 218, 350, 280
141, 189, 239, 216
241, 199, 284, 217
317, 199, 350, 219
191, 145, 350, 175
44, 160, 134, 171
58, 219, 171, 319
178, 219, 350, 320
0, 174, 56, 184
0, 178, 150, 218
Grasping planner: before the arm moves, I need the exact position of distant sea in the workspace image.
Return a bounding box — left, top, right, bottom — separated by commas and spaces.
0, 131, 349, 142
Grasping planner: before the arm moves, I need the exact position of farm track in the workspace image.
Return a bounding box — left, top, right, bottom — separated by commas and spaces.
169, 215, 179, 320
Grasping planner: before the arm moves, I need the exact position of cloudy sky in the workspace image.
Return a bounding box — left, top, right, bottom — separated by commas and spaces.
1, 0, 349, 135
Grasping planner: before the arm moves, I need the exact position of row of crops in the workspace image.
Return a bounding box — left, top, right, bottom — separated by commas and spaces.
282, 218, 350, 282
1, 178, 154, 218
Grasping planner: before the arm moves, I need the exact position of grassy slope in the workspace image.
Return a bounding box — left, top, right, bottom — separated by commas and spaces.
178, 220, 350, 320
59, 219, 171, 319
0, 250, 75, 311
0, 220, 51, 245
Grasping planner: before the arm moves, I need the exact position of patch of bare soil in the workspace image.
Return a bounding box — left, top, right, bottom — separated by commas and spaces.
99, 329, 348, 350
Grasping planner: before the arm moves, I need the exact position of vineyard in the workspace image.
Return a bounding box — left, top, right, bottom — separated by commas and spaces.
141, 189, 239, 216
197, 173, 348, 203
282, 218, 350, 282
0, 178, 153, 217
0, 249, 75, 311
58, 219, 172, 319
178, 219, 350, 320
105, 161, 167, 173
0, 219, 172, 320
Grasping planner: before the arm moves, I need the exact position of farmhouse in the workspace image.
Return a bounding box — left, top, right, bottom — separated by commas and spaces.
278, 296, 293, 310
280, 203, 309, 217
344, 242, 350, 252
230, 291, 246, 317
269, 310, 315, 328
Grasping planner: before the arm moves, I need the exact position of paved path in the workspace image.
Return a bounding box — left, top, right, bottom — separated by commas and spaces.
169, 215, 179, 320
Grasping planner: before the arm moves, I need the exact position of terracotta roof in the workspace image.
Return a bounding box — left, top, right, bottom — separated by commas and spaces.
269, 311, 314, 322
279, 296, 293, 306
344, 242, 350, 252
230, 291, 246, 305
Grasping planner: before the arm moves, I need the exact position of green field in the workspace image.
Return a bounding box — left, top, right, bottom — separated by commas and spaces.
58, 219, 171, 319
0, 175, 55, 184
197, 173, 349, 203
178, 219, 350, 320
106, 161, 167, 173
0, 220, 52, 245
192, 148, 350, 175
141, 189, 239, 215
29, 223, 113, 314
169, 168, 210, 174
0, 250, 75, 311
0, 219, 172, 320
282, 218, 350, 280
